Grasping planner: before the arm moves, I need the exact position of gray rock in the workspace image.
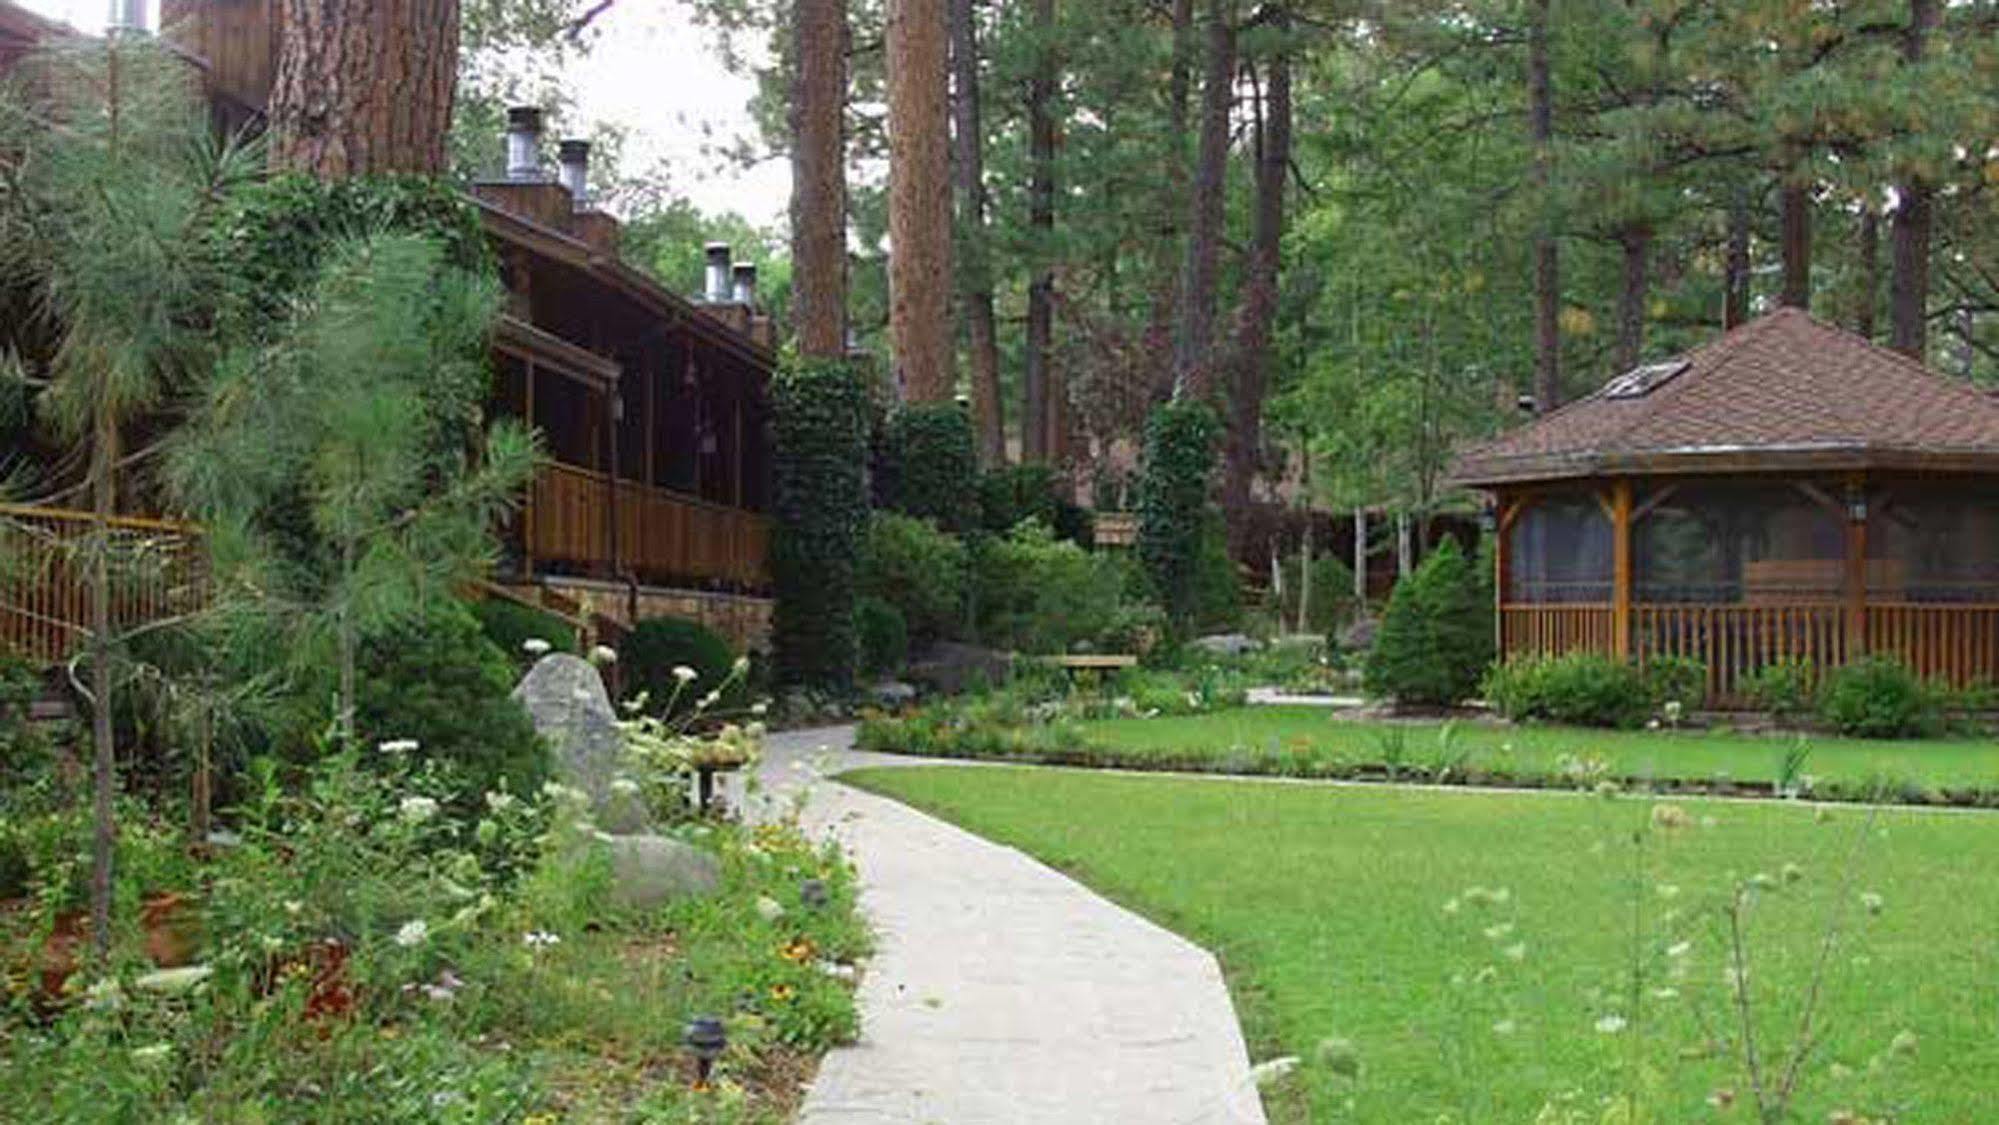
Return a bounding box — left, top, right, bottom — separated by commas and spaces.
513, 654, 648, 834
1190, 633, 1262, 657
605, 833, 721, 910
871, 680, 918, 708
905, 642, 1013, 695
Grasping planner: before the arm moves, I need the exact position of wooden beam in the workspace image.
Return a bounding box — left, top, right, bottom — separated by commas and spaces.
1493, 492, 1511, 660
1611, 478, 1633, 660
522, 359, 536, 578
1845, 472, 1868, 659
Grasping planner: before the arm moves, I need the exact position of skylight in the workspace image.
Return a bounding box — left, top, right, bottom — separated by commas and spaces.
1603, 359, 1690, 400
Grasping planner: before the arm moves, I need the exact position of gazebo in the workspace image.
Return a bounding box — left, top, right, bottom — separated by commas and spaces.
1452, 308, 1999, 704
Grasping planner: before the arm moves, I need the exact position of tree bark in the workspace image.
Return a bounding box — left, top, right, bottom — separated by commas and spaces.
1888, 0, 1939, 360
1779, 179, 1811, 309
1854, 206, 1879, 339
1143, 0, 1197, 405
1527, 0, 1559, 413
887, 0, 955, 402
950, 0, 1003, 462
791, 0, 850, 360
1021, 0, 1057, 459
1222, 25, 1290, 559
268, 0, 459, 177
87, 407, 116, 960
1724, 182, 1752, 328
1172, 0, 1234, 401
1612, 224, 1649, 373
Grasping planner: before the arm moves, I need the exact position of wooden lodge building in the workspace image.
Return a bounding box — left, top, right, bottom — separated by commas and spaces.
1454, 308, 1999, 705
0, 1, 779, 662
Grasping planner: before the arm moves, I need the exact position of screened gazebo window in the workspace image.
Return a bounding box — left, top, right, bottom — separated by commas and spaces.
1868, 486, 1999, 603
1508, 495, 1611, 603
1635, 484, 1842, 603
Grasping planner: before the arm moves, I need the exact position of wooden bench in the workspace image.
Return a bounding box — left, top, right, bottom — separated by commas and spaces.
1034, 654, 1140, 687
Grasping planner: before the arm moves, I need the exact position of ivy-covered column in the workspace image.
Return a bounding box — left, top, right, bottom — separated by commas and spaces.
1136, 399, 1221, 634
770, 356, 871, 691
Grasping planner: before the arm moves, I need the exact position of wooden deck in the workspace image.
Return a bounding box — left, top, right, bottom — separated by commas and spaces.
524, 461, 771, 591
0, 504, 203, 665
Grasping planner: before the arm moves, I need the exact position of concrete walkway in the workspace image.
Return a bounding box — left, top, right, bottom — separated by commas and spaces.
740, 727, 1267, 1125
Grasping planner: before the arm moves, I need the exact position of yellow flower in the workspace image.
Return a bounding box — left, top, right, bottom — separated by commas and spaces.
769, 983, 796, 1002
780, 937, 817, 963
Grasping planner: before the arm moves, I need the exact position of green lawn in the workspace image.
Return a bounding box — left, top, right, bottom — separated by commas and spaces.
1076, 706, 1999, 791
845, 765, 1999, 1123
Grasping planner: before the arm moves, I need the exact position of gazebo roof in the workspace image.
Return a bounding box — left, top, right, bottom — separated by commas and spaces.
1452, 308, 1999, 487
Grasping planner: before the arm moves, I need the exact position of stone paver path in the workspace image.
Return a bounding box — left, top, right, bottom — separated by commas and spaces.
739, 727, 1267, 1125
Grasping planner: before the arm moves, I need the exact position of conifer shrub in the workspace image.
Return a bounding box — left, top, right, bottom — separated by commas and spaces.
977, 463, 1092, 545
625, 617, 742, 719
857, 512, 969, 646
877, 404, 979, 533
1363, 538, 1493, 706
771, 356, 871, 691
1136, 400, 1222, 631
1817, 656, 1937, 739
854, 596, 909, 678
974, 521, 1131, 655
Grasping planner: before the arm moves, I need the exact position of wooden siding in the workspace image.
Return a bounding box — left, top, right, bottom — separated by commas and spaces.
526, 461, 770, 590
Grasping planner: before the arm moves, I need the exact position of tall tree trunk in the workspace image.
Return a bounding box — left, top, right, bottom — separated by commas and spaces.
792, 0, 849, 359
87, 407, 116, 960
1143, 0, 1197, 405
1724, 182, 1752, 328
1527, 0, 1559, 413
1172, 0, 1233, 401
1021, 0, 1057, 459
268, 0, 459, 177
1855, 206, 1879, 339
1888, 0, 1939, 360
887, 0, 955, 402
1223, 24, 1291, 558
950, 0, 1003, 462
1352, 506, 1366, 605
1613, 224, 1650, 372
1779, 179, 1812, 309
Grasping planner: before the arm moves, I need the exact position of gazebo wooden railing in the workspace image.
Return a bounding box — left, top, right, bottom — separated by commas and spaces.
0, 504, 203, 665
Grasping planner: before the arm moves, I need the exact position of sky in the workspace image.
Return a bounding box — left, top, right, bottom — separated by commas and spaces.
17, 0, 793, 228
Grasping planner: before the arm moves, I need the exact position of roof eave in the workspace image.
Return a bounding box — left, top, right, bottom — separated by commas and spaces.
1450, 443, 1999, 490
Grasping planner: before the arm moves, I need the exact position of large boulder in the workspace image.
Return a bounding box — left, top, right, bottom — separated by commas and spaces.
1191, 633, 1262, 657
605, 834, 721, 910
905, 642, 1012, 696
513, 653, 648, 833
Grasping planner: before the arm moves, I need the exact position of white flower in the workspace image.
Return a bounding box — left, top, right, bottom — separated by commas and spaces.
1246, 1056, 1300, 1088
83, 978, 125, 1011
1492, 1019, 1517, 1036
522, 638, 552, 656
378, 739, 419, 754
589, 644, 619, 666
399, 796, 439, 824
395, 920, 429, 948
673, 665, 699, 684
609, 777, 641, 797
1666, 941, 1692, 959
698, 690, 721, 710
1859, 891, 1885, 915
750, 701, 769, 716
731, 655, 751, 676
755, 895, 786, 922
523, 930, 562, 949
130, 1042, 173, 1063
1594, 1014, 1628, 1035
484, 791, 515, 813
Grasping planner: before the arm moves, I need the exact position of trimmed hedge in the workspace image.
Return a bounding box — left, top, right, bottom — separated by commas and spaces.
625, 617, 741, 718
854, 596, 909, 677
1818, 656, 1937, 739
1483, 653, 1651, 729
471, 598, 579, 666
1136, 400, 1221, 631
771, 356, 871, 691
878, 404, 979, 533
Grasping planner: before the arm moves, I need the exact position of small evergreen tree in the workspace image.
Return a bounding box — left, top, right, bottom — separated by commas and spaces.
1364, 537, 1493, 706
1136, 399, 1221, 632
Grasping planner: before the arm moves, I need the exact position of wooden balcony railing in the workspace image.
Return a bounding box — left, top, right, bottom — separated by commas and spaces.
1632, 603, 1847, 703
525, 461, 770, 591
0, 504, 203, 665
1869, 603, 1999, 689
1500, 604, 1615, 658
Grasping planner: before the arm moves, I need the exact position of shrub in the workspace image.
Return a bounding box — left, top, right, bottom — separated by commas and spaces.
977, 463, 1090, 546
1135, 400, 1221, 630
771, 356, 871, 690
877, 404, 979, 533
854, 596, 910, 678
857, 511, 969, 646
1741, 658, 1815, 724
1363, 538, 1493, 706
625, 616, 743, 718
1817, 656, 1937, 739
1189, 509, 1243, 632
1483, 652, 1651, 729
974, 520, 1135, 655
351, 599, 549, 804
1644, 656, 1707, 713
471, 597, 579, 666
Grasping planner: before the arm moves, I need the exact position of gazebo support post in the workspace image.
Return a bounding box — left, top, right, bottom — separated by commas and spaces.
1844, 473, 1868, 661
1494, 493, 1519, 660
1611, 479, 1633, 661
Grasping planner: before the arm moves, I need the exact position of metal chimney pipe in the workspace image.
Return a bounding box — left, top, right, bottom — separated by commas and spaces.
557, 139, 590, 208
703, 243, 732, 303
505, 107, 544, 181
731, 263, 757, 306
108, 0, 147, 32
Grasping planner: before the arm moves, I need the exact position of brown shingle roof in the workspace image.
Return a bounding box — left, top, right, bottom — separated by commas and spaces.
1452, 308, 1999, 486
